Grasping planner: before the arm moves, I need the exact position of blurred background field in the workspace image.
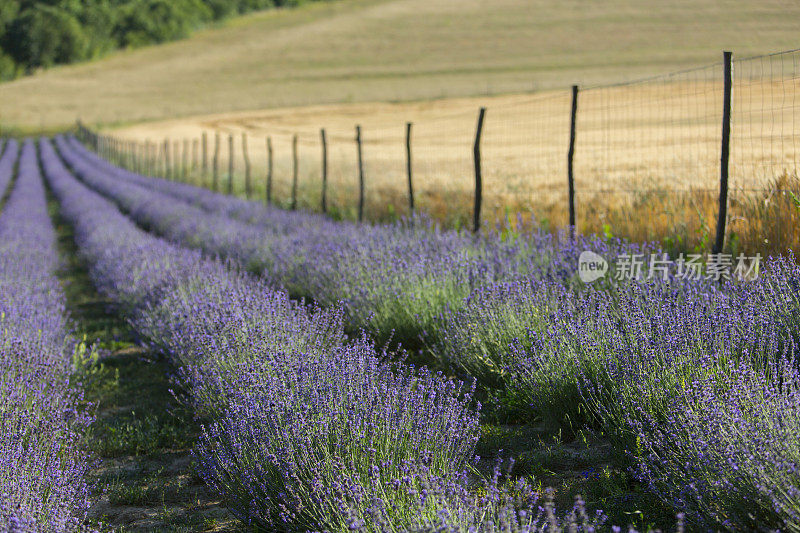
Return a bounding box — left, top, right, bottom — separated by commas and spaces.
105, 51, 800, 256
1, 0, 800, 128
3, 0, 800, 254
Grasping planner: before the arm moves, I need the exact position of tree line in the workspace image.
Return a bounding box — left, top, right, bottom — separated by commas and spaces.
0, 0, 318, 81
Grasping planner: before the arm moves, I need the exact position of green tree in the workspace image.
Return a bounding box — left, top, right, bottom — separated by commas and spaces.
0, 2, 21, 30
0, 0, 322, 79
115, 0, 212, 48
0, 51, 18, 81
5, 5, 89, 69
80, 1, 118, 58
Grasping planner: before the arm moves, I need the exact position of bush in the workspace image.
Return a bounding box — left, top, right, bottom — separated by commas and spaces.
116, 0, 212, 48
0, 0, 322, 78
5, 5, 89, 69
0, 51, 18, 80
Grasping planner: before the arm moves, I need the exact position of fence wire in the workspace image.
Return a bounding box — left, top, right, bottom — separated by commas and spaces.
83, 48, 800, 255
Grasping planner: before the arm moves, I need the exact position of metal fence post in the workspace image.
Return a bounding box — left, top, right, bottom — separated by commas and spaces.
473, 108, 486, 233
228, 134, 234, 194
212, 133, 220, 191
321, 128, 328, 213
356, 125, 365, 222
714, 51, 733, 255
406, 122, 414, 215
291, 134, 299, 210
266, 137, 273, 204
243, 132, 252, 199
567, 85, 579, 239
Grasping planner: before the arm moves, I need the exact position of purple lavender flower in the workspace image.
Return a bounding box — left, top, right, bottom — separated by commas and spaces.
0, 140, 94, 532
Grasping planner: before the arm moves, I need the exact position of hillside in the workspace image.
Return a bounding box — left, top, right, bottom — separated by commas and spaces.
0, 0, 320, 80
1, 0, 799, 131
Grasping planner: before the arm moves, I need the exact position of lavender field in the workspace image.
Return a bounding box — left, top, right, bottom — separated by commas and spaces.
1, 134, 799, 531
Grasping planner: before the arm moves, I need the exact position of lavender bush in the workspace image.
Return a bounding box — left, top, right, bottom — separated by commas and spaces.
40, 138, 487, 532
633, 357, 800, 531
195, 341, 479, 531
59, 137, 585, 348
59, 135, 656, 354
0, 140, 93, 532
60, 135, 800, 530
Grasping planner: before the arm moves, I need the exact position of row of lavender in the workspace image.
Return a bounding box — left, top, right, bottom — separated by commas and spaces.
0, 140, 93, 531
57, 135, 651, 351
64, 132, 800, 531
59, 133, 800, 530
61, 135, 800, 530
40, 137, 608, 532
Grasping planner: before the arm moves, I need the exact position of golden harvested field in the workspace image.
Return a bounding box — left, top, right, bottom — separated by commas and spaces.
109, 65, 800, 246
1, 0, 800, 130
4, 0, 798, 251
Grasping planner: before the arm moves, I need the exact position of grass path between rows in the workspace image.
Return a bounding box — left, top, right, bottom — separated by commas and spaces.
45, 187, 241, 532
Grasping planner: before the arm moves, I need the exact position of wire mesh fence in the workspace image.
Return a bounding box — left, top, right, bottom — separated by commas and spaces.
78, 48, 800, 255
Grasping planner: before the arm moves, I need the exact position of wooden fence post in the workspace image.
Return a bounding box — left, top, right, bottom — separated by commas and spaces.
321, 128, 328, 213
356, 125, 365, 222
567, 85, 579, 239
472, 108, 486, 233
406, 122, 414, 216
192, 138, 199, 179
164, 139, 171, 180
154, 141, 159, 177
243, 132, 252, 199
714, 51, 733, 255
266, 137, 273, 205
182, 139, 189, 180
202, 132, 208, 181
228, 134, 234, 194
291, 134, 299, 210
213, 133, 220, 191
173, 141, 181, 181
134, 142, 141, 173
147, 141, 154, 177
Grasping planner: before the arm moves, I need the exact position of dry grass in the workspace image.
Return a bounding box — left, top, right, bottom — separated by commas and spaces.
106, 68, 800, 254
6, 0, 794, 253
2, 0, 800, 129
